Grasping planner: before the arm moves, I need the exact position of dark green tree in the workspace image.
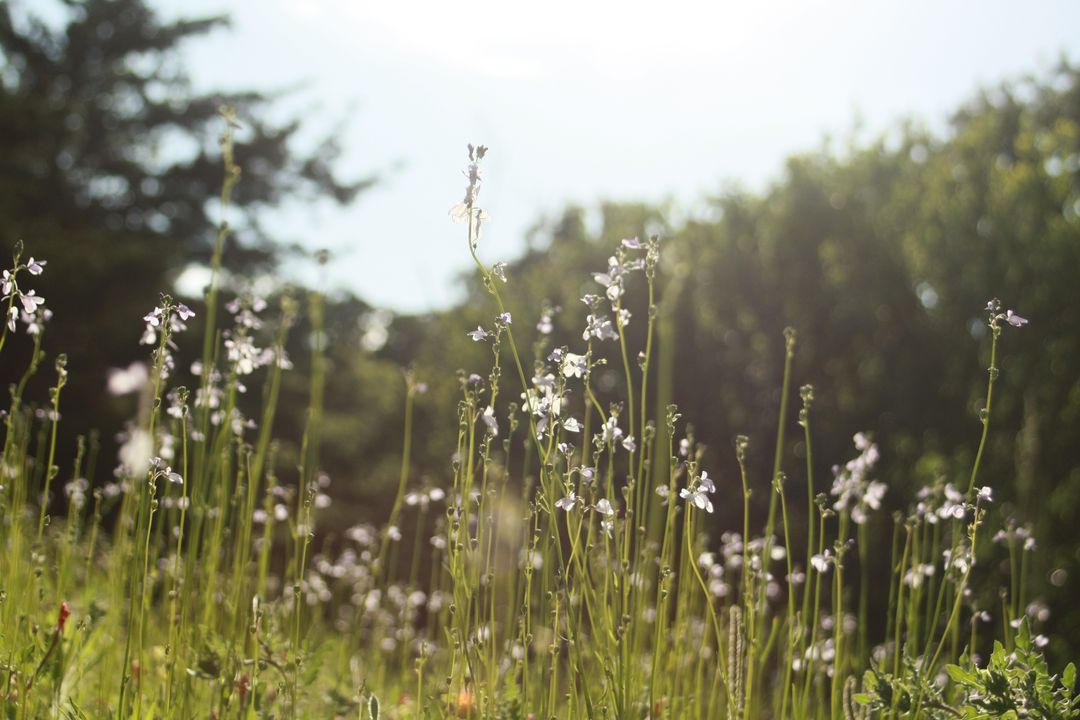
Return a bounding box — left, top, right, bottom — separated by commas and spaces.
0, 0, 374, 471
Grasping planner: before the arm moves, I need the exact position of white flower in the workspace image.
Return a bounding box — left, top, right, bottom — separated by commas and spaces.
118, 429, 153, 476
561, 353, 588, 378
810, 552, 832, 574
480, 406, 499, 437
679, 487, 714, 513
491, 262, 507, 282
622, 435, 636, 453
26, 257, 46, 275
594, 498, 615, 516
107, 362, 149, 396
699, 471, 716, 493
555, 492, 578, 512
977, 486, 993, 503
562, 417, 582, 433
497, 312, 512, 325
583, 314, 618, 342
621, 237, 642, 249
467, 326, 489, 342
151, 457, 183, 485
601, 519, 614, 538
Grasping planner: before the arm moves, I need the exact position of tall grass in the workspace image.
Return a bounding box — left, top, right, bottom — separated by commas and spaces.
0, 125, 1073, 719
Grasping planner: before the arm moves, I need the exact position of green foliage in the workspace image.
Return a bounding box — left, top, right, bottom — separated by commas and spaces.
861, 621, 1079, 719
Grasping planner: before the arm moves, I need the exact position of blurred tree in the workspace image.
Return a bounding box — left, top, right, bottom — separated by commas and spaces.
0, 0, 374, 472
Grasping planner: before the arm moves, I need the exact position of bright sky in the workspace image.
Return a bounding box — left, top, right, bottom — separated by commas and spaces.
160, 0, 1079, 313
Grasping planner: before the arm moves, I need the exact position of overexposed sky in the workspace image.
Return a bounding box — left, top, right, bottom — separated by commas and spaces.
160, 0, 1079, 312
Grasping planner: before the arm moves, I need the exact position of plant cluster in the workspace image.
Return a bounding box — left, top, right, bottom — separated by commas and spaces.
0, 134, 1073, 719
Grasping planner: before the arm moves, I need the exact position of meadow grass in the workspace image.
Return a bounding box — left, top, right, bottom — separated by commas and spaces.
0, 127, 1075, 719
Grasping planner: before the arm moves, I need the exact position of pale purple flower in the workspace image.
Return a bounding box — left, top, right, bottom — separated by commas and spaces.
491, 262, 507, 283
1005, 310, 1028, 327
621, 237, 642, 249
562, 417, 582, 433
26, 257, 46, 275
467, 326, 489, 342
497, 312, 512, 325
594, 498, 615, 516
555, 492, 578, 512
19, 290, 44, 314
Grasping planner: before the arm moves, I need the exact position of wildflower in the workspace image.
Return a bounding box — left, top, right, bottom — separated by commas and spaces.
622, 435, 636, 453
977, 486, 993, 503
537, 314, 553, 334
679, 484, 714, 513
225, 335, 261, 375
830, 432, 885, 524
467, 326, 488, 342
583, 314, 618, 342
21, 306, 51, 335
491, 262, 507, 282
26, 257, 46, 275
621, 237, 642, 249
810, 552, 832, 574
555, 492, 578, 512
601, 416, 623, 445
594, 498, 615, 516
118, 428, 153, 476
699, 471, 716, 493
1005, 310, 1028, 327
985, 299, 1029, 329
19, 289, 45, 314
561, 352, 588, 378
150, 456, 183, 485
496, 312, 512, 325
562, 417, 582, 433
480, 406, 498, 436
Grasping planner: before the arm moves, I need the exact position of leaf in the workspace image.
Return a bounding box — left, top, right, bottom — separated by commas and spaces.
1063, 662, 1076, 697
947, 664, 977, 686
368, 693, 380, 720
